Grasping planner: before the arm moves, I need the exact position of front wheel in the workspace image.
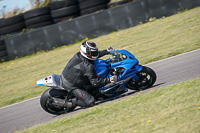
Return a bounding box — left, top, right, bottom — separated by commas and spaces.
127, 66, 157, 90
40, 88, 76, 115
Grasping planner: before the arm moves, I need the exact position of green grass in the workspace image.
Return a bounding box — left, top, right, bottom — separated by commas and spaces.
19, 78, 200, 133
0, 7, 200, 108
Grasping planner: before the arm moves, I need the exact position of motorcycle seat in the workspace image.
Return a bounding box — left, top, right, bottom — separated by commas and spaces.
52, 74, 65, 90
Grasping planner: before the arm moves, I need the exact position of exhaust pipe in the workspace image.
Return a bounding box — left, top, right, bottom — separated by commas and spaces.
51, 97, 73, 107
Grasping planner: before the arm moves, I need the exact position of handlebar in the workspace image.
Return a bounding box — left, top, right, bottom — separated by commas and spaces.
109, 50, 117, 54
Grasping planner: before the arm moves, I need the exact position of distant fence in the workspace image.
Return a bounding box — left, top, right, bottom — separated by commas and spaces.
3, 0, 200, 59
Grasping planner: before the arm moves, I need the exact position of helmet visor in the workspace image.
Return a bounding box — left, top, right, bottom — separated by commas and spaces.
90, 50, 98, 57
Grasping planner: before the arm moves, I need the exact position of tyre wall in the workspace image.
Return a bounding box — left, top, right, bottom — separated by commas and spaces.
0, 14, 25, 37
3, 0, 200, 59
50, 0, 80, 23
24, 7, 53, 29
5, 0, 149, 58
0, 39, 8, 61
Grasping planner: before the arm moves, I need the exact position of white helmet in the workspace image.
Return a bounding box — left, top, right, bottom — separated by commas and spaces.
80, 41, 99, 60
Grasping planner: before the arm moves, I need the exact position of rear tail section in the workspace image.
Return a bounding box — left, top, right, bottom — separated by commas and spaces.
37, 75, 56, 87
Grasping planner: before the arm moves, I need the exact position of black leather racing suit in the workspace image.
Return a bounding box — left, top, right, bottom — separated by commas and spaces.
60, 50, 109, 107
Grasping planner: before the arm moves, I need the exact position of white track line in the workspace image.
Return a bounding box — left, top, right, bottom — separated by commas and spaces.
0, 96, 40, 110
146, 49, 200, 66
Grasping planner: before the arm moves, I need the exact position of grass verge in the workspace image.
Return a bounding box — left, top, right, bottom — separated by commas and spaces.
19, 78, 200, 133
0, 7, 200, 108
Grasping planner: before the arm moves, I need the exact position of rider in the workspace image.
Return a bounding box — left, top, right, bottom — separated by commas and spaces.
60, 41, 116, 107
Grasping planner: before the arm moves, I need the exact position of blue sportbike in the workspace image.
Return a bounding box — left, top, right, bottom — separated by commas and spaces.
37, 49, 157, 115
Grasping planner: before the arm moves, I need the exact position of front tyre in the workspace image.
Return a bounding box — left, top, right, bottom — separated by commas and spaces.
127, 66, 157, 90
40, 88, 76, 115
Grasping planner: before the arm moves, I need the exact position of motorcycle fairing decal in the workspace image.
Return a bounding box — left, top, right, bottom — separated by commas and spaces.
100, 76, 132, 93
37, 75, 56, 87
100, 84, 119, 93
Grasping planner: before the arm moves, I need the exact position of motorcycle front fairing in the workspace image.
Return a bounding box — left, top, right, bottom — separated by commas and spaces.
97, 50, 143, 94
94, 59, 111, 78
107, 50, 143, 80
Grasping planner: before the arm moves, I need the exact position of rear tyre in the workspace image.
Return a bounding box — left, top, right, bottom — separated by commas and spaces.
127, 66, 156, 90
108, 0, 131, 8
0, 22, 25, 36
40, 88, 76, 115
0, 45, 6, 51
51, 5, 79, 18
0, 50, 8, 57
79, 0, 109, 10
23, 7, 50, 19
53, 13, 79, 23
26, 21, 53, 29
49, 0, 78, 10
25, 15, 52, 26
0, 14, 24, 28
80, 5, 107, 15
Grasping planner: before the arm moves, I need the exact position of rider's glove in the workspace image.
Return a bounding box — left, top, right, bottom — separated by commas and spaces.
109, 75, 119, 83
107, 47, 114, 53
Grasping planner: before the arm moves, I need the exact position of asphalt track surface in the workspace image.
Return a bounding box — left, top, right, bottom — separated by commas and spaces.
0, 49, 200, 133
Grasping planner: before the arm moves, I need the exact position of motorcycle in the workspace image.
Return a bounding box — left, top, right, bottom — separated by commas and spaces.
37, 49, 156, 115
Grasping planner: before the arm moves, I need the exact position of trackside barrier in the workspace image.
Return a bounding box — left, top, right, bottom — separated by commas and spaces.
4, 0, 200, 59
147, 0, 200, 18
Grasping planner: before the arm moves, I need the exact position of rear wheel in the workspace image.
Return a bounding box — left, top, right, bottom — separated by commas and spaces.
127, 66, 156, 90
40, 88, 76, 115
